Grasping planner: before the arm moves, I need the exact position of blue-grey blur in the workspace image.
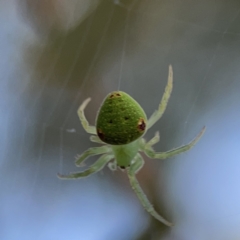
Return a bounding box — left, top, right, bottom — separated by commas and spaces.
1, 0, 240, 239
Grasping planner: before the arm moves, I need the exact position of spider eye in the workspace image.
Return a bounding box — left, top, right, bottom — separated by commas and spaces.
96, 91, 147, 145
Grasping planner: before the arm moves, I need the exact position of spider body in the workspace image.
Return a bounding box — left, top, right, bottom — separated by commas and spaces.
58, 66, 205, 227
96, 91, 147, 145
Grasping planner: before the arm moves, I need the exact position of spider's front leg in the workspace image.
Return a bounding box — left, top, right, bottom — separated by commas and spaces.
147, 65, 173, 130
144, 127, 206, 159
58, 154, 113, 179
78, 98, 96, 134
127, 154, 173, 227
90, 135, 105, 144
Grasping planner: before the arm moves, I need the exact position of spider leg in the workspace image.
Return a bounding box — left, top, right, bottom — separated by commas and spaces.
127, 154, 173, 226
77, 98, 96, 134
58, 154, 113, 179
146, 131, 160, 148
144, 127, 206, 159
147, 65, 173, 130
75, 145, 111, 167
108, 160, 117, 171
90, 135, 105, 144
139, 132, 159, 152
131, 153, 144, 173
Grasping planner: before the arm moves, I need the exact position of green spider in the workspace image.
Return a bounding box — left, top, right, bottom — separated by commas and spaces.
58, 65, 205, 227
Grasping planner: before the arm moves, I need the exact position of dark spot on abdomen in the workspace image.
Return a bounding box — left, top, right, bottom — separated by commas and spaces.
137, 118, 146, 131
97, 129, 104, 140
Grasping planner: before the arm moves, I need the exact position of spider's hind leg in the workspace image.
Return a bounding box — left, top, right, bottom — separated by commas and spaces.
58, 154, 113, 179
127, 154, 173, 227
75, 145, 111, 167
131, 153, 144, 173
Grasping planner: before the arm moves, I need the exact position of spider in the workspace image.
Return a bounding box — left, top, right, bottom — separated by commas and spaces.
58, 65, 205, 227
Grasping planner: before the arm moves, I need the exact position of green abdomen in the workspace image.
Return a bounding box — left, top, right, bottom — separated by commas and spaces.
96, 91, 147, 145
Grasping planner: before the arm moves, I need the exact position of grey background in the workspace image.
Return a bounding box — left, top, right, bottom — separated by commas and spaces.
1, 0, 240, 239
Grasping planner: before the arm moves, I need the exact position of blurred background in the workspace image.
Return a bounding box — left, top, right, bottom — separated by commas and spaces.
1, 0, 240, 239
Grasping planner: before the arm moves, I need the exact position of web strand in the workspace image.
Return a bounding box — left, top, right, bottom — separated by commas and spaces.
56, 127, 64, 193
44, 16, 95, 124
10, 118, 27, 191
30, 123, 46, 193
59, 128, 64, 175
27, 37, 68, 120
61, 5, 116, 128
7, 40, 49, 119
183, 8, 240, 137
117, 12, 129, 90
117, 0, 139, 90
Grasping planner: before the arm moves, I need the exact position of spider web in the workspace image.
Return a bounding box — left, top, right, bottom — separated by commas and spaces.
1, 0, 240, 239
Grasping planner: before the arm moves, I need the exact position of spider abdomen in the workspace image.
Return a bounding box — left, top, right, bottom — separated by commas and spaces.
96, 91, 147, 145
